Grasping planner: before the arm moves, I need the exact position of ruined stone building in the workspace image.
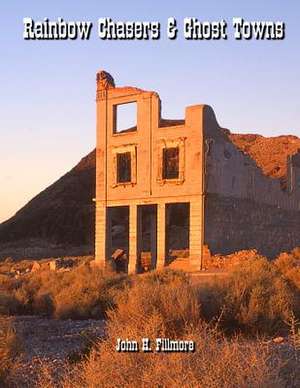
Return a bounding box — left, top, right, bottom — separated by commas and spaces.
94, 71, 300, 273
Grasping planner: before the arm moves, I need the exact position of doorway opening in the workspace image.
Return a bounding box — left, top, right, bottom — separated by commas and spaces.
165, 203, 190, 264
137, 205, 157, 272
107, 206, 129, 273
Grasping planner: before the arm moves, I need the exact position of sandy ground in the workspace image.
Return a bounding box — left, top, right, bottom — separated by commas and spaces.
1, 316, 105, 387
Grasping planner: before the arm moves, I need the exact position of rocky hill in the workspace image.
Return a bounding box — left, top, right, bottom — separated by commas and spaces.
0, 151, 96, 259
229, 133, 300, 179
0, 132, 299, 259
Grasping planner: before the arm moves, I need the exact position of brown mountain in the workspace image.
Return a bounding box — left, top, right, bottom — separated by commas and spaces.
0, 131, 299, 259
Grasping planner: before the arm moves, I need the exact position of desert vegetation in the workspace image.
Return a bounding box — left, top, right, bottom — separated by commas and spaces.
0, 261, 129, 319
0, 250, 300, 386
0, 318, 22, 386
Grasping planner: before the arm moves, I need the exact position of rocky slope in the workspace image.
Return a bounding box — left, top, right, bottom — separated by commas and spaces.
229, 133, 300, 179
0, 151, 96, 259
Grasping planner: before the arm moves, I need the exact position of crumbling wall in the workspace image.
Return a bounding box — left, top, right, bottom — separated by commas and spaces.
203, 106, 300, 257
288, 153, 300, 194
203, 106, 300, 211
206, 138, 300, 210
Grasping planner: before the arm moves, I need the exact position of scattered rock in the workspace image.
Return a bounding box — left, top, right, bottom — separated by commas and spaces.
204, 249, 262, 269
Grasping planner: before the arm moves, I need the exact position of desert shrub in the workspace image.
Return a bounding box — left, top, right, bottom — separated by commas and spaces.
51, 273, 293, 388
14, 285, 34, 313
0, 320, 22, 385
32, 268, 300, 388
1, 255, 298, 334
0, 261, 14, 275
152, 260, 300, 337
292, 247, 300, 260
191, 256, 298, 336
0, 274, 19, 292
0, 264, 130, 319
73, 327, 287, 388
141, 268, 189, 286
52, 266, 130, 319
275, 252, 298, 274
0, 273, 12, 286
275, 251, 300, 291
33, 292, 55, 316
0, 292, 22, 315
108, 273, 201, 338
219, 256, 295, 335
195, 279, 226, 324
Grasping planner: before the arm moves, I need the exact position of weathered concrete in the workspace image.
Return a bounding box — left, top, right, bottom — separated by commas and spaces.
203, 107, 300, 257
95, 71, 205, 272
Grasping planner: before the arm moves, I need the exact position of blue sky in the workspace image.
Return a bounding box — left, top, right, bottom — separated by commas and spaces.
0, 1, 299, 222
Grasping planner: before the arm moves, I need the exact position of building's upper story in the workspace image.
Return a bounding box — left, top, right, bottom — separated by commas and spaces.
95, 70, 300, 210
95, 70, 206, 203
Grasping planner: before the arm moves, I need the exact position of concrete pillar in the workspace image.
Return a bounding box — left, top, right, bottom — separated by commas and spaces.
106, 209, 112, 259
128, 204, 138, 274
150, 212, 157, 269
156, 203, 166, 269
189, 200, 203, 271
95, 201, 107, 268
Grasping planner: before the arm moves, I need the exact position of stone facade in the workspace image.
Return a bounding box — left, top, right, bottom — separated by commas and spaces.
95, 71, 300, 272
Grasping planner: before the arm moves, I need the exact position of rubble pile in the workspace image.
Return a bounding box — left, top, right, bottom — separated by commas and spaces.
205, 249, 263, 269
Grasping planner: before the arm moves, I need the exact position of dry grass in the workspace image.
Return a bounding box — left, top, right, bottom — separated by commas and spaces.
0, 319, 22, 385
195, 254, 298, 336
221, 255, 296, 335
0, 259, 300, 387
76, 329, 292, 388
35, 269, 300, 387
0, 264, 130, 319
0, 255, 299, 333
275, 248, 300, 289
108, 269, 201, 338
